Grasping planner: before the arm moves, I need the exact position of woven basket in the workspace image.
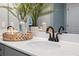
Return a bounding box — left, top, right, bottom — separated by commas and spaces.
3, 32, 33, 41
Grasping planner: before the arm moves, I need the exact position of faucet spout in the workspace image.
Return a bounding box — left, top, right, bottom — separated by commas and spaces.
58, 26, 64, 34
55, 26, 68, 42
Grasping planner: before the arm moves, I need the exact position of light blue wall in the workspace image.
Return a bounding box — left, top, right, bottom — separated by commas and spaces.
64, 4, 66, 32
51, 3, 65, 32
38, 3, 66, 32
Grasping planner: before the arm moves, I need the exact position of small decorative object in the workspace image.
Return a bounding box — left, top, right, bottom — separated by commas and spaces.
3, 32, 33, 41
3, 32, 23, 41
3, 26, 33, 41
28, 16, 33, 32
19, 21, 26, 32
7, 26, 17, 34
42, 22, 47, 32
25, 16, 33, 32
39, 26, 43, 31
31, 26, 39, 36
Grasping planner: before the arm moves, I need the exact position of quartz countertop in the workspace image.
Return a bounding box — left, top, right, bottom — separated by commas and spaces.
0, 36, 79, 56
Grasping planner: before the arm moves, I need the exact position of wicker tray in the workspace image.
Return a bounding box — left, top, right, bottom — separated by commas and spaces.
3, 32, 33, 41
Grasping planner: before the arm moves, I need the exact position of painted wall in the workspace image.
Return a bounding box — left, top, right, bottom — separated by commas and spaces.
0, 3, 19, 31
8, 4, 19, 30
53, 3, 64, 32
0, 3, 8, 29
66, 3, 79, 34
64, 4, 67, 32
37, 4, 54, 27
37, 3, 65, 32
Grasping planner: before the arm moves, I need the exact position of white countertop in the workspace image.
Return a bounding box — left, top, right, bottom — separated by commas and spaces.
0, 36, 79, 56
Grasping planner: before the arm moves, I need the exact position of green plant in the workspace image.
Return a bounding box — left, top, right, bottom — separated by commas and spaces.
31, 3, 53, 26
0, 3, 53, 26
0, 3, 36, 23
15, 3, 36, 23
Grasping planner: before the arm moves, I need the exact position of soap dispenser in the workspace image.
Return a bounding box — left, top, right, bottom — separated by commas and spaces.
28, 16, 32, 32
26, 16, 33, 32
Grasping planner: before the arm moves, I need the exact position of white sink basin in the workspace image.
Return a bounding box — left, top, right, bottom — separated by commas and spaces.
26, 41, 60, 50
59, 33, 79, 43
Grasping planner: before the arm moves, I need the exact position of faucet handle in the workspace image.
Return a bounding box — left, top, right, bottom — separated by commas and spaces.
46, 26, 54, 33
58, 26, 64, 33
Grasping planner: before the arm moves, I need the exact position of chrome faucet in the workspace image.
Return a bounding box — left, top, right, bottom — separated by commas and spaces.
46, 26, 59, 42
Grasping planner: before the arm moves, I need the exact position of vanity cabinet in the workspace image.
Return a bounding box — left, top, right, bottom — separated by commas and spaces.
4, 46, 26, 56
0, 43, 30, 56
0, 43, 5, 56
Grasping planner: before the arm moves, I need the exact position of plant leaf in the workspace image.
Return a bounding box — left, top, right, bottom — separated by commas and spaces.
39, 10, 53, 16
8, 9, 17, 18
0, 6, 13, 9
